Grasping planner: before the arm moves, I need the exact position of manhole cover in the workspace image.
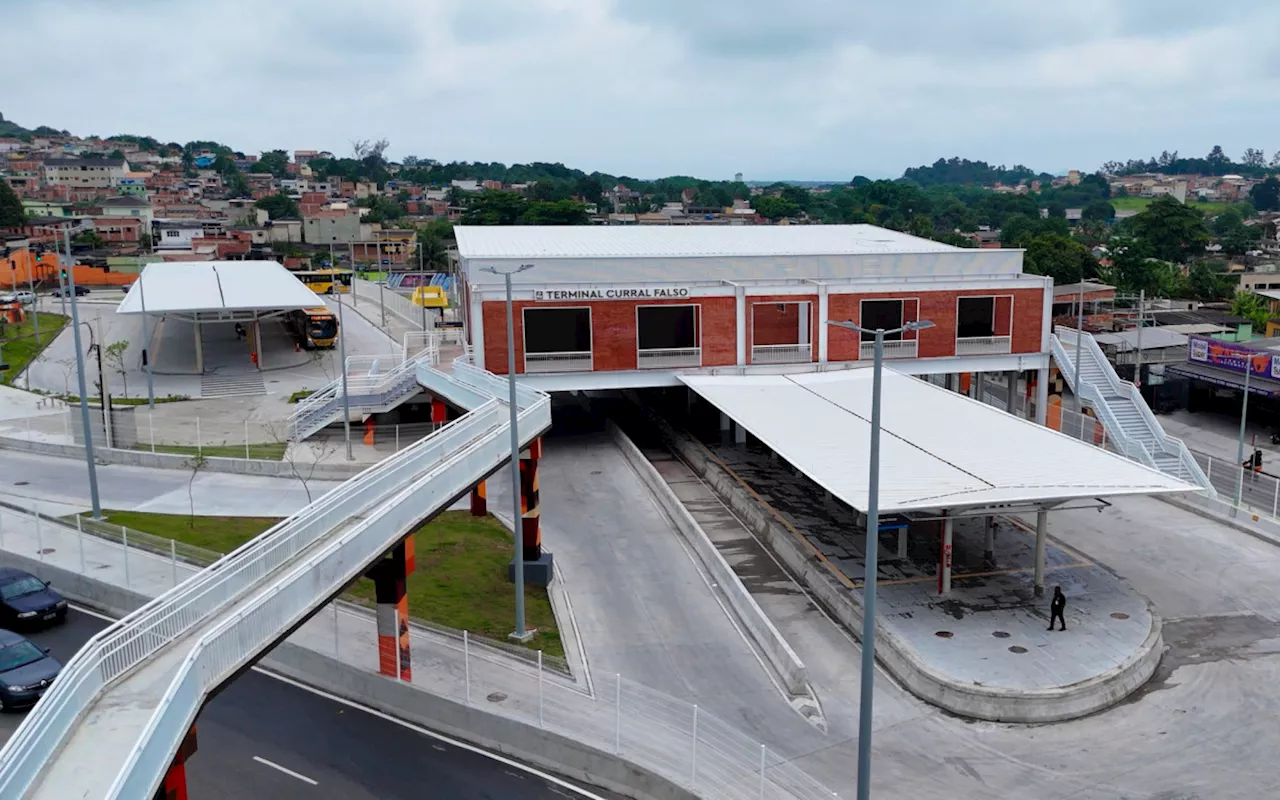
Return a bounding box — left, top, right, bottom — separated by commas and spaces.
486, 692, 508, 703
14, 481, 28, 486
992, 631, 1011, 639
38, 548, 55, 555
1111, 612, 1130, 620
935, 631, 954, 638
1008, 645, 1028, 654
590, 470, 603, 475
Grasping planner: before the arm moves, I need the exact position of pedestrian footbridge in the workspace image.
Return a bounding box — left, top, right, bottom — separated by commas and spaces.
0, 359, 550, 800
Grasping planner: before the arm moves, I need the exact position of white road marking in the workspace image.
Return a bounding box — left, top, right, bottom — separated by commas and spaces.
253, 755, 318, 785
65, 606, 610, 799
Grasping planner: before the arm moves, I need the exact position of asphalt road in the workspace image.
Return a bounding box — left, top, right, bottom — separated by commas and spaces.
1, 609, 618, 800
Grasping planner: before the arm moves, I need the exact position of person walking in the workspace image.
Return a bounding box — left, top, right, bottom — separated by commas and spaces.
234, 322, 245, 340
1048, 585, 1067, 631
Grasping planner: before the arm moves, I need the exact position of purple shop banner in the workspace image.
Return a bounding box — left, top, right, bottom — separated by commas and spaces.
1187, 335, 1280, 380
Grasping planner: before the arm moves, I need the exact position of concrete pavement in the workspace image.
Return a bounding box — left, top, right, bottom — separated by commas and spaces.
0, 448, 343, 516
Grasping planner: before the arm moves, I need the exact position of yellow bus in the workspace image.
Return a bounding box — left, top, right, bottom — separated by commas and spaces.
294, 269, 352, 295
285, 307, 339, 349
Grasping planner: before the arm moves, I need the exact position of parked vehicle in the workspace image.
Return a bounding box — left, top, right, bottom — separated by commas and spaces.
10, 291, 35, 305
51, 286, 89, 298
0, 629, 61, 711
0, 568, 68, 629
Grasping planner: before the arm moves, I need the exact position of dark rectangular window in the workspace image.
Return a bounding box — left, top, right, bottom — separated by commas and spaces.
957, 296, 995, 338
637, 305, 697, 350
860, 300, 903, 341
523, 307, 591, 353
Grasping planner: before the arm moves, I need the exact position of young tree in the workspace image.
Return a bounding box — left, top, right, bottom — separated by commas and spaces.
102, 339, 131, 398
185, 453, 207, 530
263, 420, 337, 503
1231, 291, 1271, 330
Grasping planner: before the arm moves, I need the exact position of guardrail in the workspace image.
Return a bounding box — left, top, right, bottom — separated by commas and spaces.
859, 339, 916, 360
0, 382, 550, 797
750, 344, 812, 365
1053, 326, 1213, 494
955, 335, 1012, 356
524, 351, 593, 374
637, 347, 702, 369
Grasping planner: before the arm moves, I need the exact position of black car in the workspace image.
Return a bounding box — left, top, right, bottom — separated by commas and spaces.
51, 286, 89, 298
0, 629, 61, 711
0, 568, 68, 628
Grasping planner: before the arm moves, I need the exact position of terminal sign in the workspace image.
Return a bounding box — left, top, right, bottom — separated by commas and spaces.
533, 287, 691, 301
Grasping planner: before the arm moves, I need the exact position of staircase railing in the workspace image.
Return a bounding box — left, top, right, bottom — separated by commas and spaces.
1053, 326, 1214, 495
286, 344, 441, 441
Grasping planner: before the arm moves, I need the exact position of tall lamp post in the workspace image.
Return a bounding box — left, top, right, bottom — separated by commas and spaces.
62, 226, 103, 519
826, 317, 934, 800
1236, 358, 1253, 507
334, 288, 353, 461
481, 263, 535, 641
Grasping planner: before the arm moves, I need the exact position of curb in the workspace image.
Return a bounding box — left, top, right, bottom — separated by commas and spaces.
646, 413, 1164, 723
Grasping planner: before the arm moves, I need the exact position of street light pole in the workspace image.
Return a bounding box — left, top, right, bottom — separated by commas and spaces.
64, 226, 103, 519
1133, 290, 1144, 390
825, 317, 933, 800
482, 263, 535, 641
335, 289, 353, 461
1237, 359, 1252, 507
139, 264, 155, 409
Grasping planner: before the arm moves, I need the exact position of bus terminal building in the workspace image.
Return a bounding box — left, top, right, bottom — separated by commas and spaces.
456, 224, 1055, 396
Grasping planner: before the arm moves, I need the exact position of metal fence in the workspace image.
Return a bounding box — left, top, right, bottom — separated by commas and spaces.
0, 501, 839, 799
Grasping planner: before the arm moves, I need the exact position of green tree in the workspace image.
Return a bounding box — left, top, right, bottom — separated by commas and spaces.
1231, 291, 1271, 330
1023, 233, 1098, 286
519, 199, 590, 225
909, 213, 935, 238
255, 192, 299, 220
1250, 177, 1280, 212
251, 149, 290, 178
1187, 262, 1233, 301
1129, 197, 1211, 263
0, 180, 26, 227
754, 195, 800, 220
1082, 200, 1116, 222
999, 213, 1037, 247
102, 340, 131, 398
416, 232, 450, 270
462, 190, 527, 225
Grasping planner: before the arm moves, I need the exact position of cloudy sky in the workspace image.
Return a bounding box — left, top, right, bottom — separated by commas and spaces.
3, 0, 1275, 181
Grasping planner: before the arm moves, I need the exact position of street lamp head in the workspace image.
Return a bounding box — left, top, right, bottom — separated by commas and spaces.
903, 320, 935, 332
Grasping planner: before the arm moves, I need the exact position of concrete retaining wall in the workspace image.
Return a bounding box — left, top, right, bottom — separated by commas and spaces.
606, 421, 809, 698
648, 415, 1164, 723
0, 547, 690, 800
0, 435, 367, 481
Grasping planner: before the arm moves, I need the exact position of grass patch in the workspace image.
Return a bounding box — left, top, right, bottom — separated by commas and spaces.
134, 442, 289, 460
100, 509, 280, 554
1112, 196, 1233, 215
288, 389, 315, 404
100, 509, 561, 656
57, 394, 189, 405
1, 312, 68, 385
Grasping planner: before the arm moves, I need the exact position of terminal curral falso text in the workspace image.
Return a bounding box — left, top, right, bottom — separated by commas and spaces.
532, 288, 691, 301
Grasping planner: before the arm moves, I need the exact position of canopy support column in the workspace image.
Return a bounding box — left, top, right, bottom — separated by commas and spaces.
1006, 370, 1018, 414
254, 318, 264, 369
193, 320, 203, 374
1034, 509, 1048, 597
1035, 366, 1049, 425
983, 516, 995, 564
937, 510, 953, 595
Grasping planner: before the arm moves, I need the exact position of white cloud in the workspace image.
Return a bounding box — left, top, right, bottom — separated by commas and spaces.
2, 0, 1277, 180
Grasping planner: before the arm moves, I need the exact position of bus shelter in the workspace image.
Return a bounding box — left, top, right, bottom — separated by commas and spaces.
116, 261, 323, 372
681, 370, 1194, 594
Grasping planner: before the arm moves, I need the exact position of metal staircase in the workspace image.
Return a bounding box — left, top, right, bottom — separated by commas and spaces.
287, 335, 442, 441
1051, 325, 1214, 495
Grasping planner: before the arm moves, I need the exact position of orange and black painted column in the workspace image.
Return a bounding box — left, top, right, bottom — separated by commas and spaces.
470, 480, 487, 516
153, 725, 197, 800
520, 438, 543, 560
369, 537, 414, 681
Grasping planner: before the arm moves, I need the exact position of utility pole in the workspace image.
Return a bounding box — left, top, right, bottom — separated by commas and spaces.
419, 243, 427, 332
335, 289, 353, 461
64, 226, 102, 519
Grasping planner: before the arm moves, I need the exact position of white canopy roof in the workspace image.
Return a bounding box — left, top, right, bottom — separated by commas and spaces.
116, 261, 320, 315
680, 371, 1193, 514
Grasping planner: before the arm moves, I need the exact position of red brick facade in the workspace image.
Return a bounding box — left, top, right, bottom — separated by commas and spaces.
482, 287, 1044, 374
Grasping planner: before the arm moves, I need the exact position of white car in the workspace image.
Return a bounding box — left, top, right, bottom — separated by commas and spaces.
11, 291, 35, 305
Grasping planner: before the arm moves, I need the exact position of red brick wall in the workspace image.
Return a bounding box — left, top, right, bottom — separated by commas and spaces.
748, 295, 817, 361
483, 297, 737, 374
828, 288, 1043, 360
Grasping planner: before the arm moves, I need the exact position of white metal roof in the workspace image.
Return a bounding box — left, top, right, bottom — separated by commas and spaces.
456, 224, 961, 260
680, 371, 1193, 514
116, 261, 321, 315
1093, 328, 1188, 350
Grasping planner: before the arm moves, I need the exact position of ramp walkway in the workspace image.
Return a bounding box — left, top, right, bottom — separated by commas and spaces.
0, 359, 551, 800
1051, 325, 1214, 494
